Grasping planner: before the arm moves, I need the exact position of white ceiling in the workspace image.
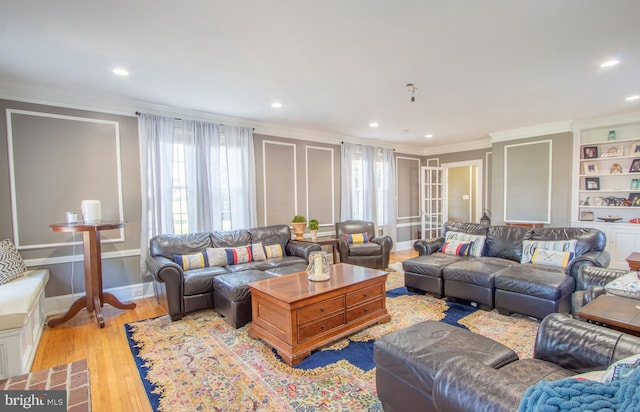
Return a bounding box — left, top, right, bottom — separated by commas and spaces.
1, 1, 639, 152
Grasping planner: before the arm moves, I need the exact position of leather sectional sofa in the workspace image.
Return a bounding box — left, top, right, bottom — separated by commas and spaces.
145, 224, 321, 324
375, 313, 640, 411
403, 222, 610, 319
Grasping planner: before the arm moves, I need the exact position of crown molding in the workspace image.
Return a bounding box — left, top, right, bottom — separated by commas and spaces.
571, 111, 640, 131
489, 120, 573, 143
422, 137, 491, 156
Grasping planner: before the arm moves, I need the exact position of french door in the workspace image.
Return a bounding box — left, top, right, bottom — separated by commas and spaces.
420, 166, 443, 239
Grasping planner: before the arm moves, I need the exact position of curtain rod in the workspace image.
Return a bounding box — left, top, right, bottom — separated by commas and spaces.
341, 141, 396, 152
135, 111, 255, 131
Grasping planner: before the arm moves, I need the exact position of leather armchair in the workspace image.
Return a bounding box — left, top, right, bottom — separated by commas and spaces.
335, 220, 393, 269
571, 265, 631, 316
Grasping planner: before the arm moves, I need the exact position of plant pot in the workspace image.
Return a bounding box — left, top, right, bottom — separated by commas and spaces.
310, 229, 318, 240
291, 222, 306, 240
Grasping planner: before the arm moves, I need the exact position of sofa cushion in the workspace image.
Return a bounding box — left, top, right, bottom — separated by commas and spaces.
248, 225, 291, 253
150, 232, 212, 260
0, 239, 27, 285
445, 232, 486, 257
183, 267, 227, 296
264, 244, 284, 258
224, 245, 254, 265
604, 272, 640, 299
349, 242, 381, 256
443, 258, 516, 287
403, 254, 466, 278
531, 227, 606, 256
213, 270, 275, 302
251, 243, 267, 261
499, 358, 575, 387
521, 239, 577, 265
495, 266, 575, 300
210, 229, 251, 248
485, 225, 532, 262
0, 269, 49, 331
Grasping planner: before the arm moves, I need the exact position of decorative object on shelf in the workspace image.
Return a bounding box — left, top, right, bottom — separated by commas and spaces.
629, 192, 640, 207
630, 218, 640, 224
597, 215, 622, 222
608, 130, 616, 141
632, 179, 640, 190
635, 144, 640, 153
585, 177, 600, 190
600, 145, 623, 158
593, 197, 603, 206
583, 161, 598, 175
308, 219, 319, 240
609, 163, 623, 174
291, 215, 307, 240
480, 210, 491, 226
582, 146, 599, 159
580, 211, 595, 221
581, 197, 591, 206
603, 196, 631, 206
630, 158, 640, 173
306, 251, 330, 281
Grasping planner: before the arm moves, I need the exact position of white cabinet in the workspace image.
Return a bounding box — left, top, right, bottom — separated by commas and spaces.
572, 113, 640, 269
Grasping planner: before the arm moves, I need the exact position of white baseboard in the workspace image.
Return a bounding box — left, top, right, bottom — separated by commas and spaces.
395, 240, 414, 251
43, 282, 155, 316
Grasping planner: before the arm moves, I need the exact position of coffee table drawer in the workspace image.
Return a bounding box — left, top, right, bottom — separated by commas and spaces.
347, 298, 384, 323
298, 313, 346, 343
297, 296, 345, 325
346, 283, 384, 306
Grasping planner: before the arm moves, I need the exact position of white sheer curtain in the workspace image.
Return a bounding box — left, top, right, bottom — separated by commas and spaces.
340, 142, 396, 247
138, 113, 256, 276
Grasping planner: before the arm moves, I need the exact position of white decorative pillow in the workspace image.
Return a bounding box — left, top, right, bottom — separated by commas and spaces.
251, 242, 266, 261
444, 231, 486, 257
0, 239, 26, 285
602, 354, 640, 382
604, 272, 640, 299
521, 239, 577, 264
531, 248, 575, 268
206, 247, 229, 267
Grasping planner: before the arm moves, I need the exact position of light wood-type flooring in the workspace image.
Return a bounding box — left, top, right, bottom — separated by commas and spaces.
32, 249, 417, 412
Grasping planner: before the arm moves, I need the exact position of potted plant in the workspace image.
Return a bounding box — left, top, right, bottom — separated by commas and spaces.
291, 215, 307, 240
308, 219, 319, 240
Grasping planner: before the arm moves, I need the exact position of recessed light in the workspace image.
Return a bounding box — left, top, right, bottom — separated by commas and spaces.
369, 122, 379, 128
425, 134, 433, 138
271, 102, 283, 108
112, 67, 129, 76
625, 95, 640, 101
600, 59, 620, 68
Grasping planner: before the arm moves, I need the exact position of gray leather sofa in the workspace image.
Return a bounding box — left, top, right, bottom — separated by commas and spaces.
146, 224, 321, 323
403, 222, 610, 319
375, 313, 640, 411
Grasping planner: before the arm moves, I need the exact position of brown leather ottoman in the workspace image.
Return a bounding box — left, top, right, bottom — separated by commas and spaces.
212, 270, 275, 328
374, 320, 519, 412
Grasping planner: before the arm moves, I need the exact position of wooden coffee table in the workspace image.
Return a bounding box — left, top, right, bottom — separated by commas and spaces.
248, 263, 391, 366
577, 294, 640, 336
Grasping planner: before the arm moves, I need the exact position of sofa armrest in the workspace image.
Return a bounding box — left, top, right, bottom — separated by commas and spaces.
336, 237, 350, 259
145, 255, 183, 283
285, 241, 321, 262
566, 250, 610, 278
575, 266, 628, 290
433, 356, 526, 412
412, 238, 444, 255
584, 285, 607, 303
534, 313, 640, 372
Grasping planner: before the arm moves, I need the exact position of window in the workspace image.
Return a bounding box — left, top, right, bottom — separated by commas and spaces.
350, 148, 385, 226
171, 125, 233, 234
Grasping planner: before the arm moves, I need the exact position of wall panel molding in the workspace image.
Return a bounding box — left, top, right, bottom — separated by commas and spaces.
262, 140, 297, 225
305, 145, 335, 226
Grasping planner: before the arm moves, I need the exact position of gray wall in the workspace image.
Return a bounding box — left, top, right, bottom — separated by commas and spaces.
0, 99, 143, 297
491, 132, 573, 226
395, 154, 421, 244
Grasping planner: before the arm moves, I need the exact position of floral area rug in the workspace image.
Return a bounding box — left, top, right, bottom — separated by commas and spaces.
126, 269, 539, 411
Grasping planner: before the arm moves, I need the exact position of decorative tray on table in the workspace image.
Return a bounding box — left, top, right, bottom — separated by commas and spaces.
597, 215, 622, 222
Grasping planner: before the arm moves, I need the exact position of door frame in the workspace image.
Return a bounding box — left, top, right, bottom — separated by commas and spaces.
441, 160, 483, 223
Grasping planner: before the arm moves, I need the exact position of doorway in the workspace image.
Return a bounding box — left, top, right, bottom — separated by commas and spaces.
442, 160, 483, 223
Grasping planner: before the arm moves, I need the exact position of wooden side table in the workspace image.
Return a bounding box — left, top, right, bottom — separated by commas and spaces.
626, 252, 640, 271
296, 236, 339, 263
47, 221, 136, 328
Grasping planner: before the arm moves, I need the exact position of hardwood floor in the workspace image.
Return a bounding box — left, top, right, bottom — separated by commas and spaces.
32, 249, 417, 412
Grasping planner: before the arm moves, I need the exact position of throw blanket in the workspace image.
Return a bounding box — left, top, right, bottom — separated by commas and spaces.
518, 368, 640, 411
